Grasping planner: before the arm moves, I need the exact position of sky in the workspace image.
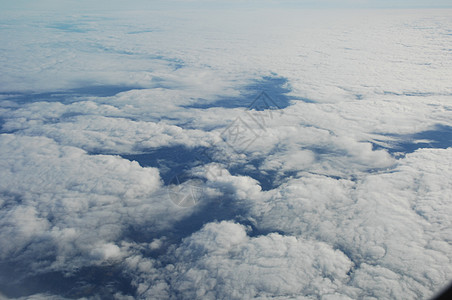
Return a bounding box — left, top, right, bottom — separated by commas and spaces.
0, 2, 451, 300
1, 0, 452, 11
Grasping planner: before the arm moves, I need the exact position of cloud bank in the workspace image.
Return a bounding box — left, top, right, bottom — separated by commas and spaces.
0, 6, 451, 300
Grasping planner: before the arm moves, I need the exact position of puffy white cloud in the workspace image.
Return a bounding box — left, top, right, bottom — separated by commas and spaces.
242, 148, 452, 299
123, 221, 356, 300
169, 221, 354, 300
0, 134, 198, 274
0, 99, 221, 154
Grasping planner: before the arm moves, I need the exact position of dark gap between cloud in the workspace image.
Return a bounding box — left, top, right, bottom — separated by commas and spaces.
0, 85, 145, 104
184, 75, 313, 110
373, 124, 452, 155
0, 263, 135, 299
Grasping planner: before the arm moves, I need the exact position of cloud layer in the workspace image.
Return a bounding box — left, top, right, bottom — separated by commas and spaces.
0, 6, 451, 300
